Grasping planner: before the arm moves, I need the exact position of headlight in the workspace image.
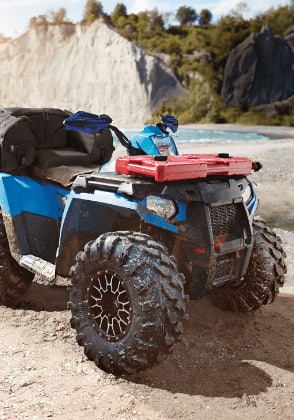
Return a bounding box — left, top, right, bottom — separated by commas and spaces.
145, 196, 177, 219
242, 185, 252, 204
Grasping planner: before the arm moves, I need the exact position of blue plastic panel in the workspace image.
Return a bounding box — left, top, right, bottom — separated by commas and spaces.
0, 173, 68, 220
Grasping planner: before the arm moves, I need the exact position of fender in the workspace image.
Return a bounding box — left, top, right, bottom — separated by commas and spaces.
56, 189, 139, 275
0, 173, 68, 262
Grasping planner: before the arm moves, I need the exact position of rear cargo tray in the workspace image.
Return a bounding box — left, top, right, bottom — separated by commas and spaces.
115, 154, 255, 182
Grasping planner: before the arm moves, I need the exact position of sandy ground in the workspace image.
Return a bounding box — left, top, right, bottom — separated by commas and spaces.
0, 125, 293, 419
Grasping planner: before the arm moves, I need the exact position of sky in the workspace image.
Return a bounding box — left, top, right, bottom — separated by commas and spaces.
0, 0, 291, 38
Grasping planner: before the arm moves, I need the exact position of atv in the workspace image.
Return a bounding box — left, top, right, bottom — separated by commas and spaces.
0, 108, 287, 375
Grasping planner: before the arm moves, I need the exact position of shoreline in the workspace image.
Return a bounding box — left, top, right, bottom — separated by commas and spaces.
177, 136, 293, 155
181, 123, 294, 140
123, 123, 294, 140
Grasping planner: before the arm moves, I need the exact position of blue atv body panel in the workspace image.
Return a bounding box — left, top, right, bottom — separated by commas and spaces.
59, 189, 138, 243
247, 186, 258, 215
60, 188, 185, 239
129, 126, 179, 156
57, 188, 187, 274
0, 173, 68, 219
0, 173, 69, 263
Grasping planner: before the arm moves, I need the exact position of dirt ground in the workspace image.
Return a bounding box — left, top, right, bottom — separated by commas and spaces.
0, 132, 294, 419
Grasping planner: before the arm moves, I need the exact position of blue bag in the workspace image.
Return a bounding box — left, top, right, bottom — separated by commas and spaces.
64, 111, 112, 134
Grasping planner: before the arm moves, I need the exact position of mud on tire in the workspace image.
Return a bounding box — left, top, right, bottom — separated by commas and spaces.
0, 214, 34, 305
211, 217, 287, 312
69, 231, 187, 375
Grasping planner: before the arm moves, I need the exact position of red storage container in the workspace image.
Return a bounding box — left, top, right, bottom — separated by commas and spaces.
115, 154, 255, 182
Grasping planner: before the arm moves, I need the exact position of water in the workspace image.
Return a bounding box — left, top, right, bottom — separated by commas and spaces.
123, 127, 268, 143
175, 127, 268, 143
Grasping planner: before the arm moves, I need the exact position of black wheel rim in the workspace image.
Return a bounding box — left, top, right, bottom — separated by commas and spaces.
88, 270, 132, 342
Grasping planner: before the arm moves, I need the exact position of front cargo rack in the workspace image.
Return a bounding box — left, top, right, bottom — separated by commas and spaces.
115, 153, 259, 182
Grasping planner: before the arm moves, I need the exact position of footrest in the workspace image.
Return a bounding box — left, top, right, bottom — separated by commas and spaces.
19, 254, 56, 282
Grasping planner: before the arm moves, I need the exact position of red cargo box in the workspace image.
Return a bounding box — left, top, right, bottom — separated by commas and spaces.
115, 154, 255, 182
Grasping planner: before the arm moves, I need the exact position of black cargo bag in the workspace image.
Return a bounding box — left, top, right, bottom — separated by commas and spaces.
5, 107, 71, 149
67, 128, 115, 165
0, 110, 35, 172
7, 108, 115, 166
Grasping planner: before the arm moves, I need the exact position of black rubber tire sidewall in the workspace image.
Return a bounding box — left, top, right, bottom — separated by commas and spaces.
210, 217, 287, 312
69, 231, 187, 375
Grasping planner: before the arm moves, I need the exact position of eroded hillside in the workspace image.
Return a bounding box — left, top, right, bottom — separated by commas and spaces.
0, 22, 186, 125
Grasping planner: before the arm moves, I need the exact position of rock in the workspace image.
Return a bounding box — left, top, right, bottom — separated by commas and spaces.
222, 25, 294, 108
0, 22, 186, 126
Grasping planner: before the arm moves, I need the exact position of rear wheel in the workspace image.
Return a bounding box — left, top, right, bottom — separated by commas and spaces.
0, 214, 34, 305
211, 217, 287, 312
69, 231, 187, 375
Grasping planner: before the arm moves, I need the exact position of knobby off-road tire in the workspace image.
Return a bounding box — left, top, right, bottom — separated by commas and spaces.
211, 217, 287, 312
69, 231, 187, 375
0, 214, 34, 305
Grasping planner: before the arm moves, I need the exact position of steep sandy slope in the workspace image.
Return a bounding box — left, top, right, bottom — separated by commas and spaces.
0, 22, 186, 125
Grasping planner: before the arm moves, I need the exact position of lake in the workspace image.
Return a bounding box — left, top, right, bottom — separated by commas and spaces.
123, 127, 268, 143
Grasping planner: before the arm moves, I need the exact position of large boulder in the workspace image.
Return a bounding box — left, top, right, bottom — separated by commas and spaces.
222, 25, 294, 107
0, 22, 186, 126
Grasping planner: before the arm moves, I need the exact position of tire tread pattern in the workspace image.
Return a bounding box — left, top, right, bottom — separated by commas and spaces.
69, 231, 187, 375
211, 217, 287, 312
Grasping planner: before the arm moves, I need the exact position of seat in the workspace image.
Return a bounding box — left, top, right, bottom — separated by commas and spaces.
35, 148, 92, 168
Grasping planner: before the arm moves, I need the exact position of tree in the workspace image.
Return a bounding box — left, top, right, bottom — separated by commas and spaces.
250, 5, 294, 37
199, 9, 212, 25
28, 16, 38, 29
28, 8, 71, 30
134, 9, 164, 45
150, 9, 164, 29
175, 6, 197, 26
111, 3, 127, 26
28, 14, 48, 29
82, 0, 104, 24
48, 8, 68, 24
115, 13, 138, 41
229, 2, 248, 19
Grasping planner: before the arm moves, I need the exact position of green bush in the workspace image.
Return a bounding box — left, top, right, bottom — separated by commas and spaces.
234, 110, 293, 126
154, 79, 216, 123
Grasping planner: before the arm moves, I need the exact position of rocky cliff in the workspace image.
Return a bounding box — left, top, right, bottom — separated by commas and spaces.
222, 25, 294, 108
0, 22, 186, 126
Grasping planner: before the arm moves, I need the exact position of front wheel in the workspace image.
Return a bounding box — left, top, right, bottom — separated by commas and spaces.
210, 217, 287, 312
69, 231, 187, 375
